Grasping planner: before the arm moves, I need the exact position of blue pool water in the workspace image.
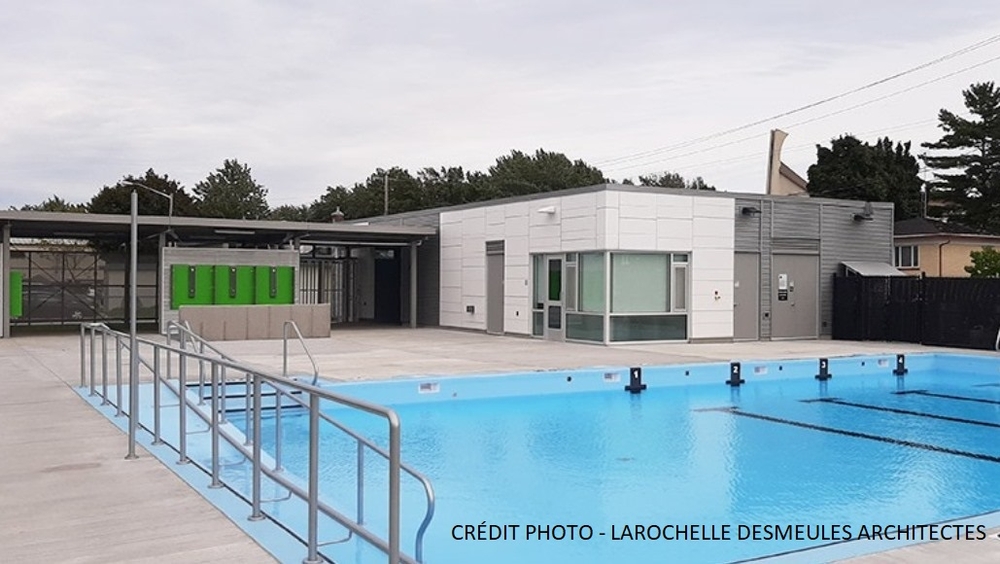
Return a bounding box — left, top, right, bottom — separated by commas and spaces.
232, 354, 1000, 563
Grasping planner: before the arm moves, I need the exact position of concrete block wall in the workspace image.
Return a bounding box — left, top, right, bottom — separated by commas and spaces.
160, 247, 299, 333
179, 303, 330, 341
439, 189, 735, 340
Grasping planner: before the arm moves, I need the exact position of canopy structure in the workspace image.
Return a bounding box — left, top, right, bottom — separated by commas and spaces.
0, 211, 436, 337
841, 261, 907, 277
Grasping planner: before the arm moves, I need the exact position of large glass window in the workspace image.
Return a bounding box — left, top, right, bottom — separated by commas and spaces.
532, 254, 544, 336
548, 258, 562, 301
578, 252, 605, 313
532, 254, 545, 310
611, 253, 669, 313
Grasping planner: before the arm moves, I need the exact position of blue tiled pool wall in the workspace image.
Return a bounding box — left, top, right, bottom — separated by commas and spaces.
319, 352, 977, 406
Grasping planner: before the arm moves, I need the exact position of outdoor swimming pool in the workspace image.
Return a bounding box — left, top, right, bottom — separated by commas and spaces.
225, 352, 1000, 563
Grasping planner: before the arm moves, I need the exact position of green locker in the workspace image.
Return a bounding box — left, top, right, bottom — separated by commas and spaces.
213, 265, 255, 305
171, 264, 214, 309
254, 266, 295, 305
9, 271, 23, 318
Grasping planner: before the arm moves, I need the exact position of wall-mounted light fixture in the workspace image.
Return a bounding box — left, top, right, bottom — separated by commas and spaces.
537, 205, 557, 215
853, 202, 874, 222
741, 206, 761, 216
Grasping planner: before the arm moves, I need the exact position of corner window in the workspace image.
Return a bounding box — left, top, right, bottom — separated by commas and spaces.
894, 245, 919, 268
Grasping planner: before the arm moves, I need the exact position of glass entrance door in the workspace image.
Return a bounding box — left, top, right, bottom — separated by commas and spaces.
545, 256, 563, 341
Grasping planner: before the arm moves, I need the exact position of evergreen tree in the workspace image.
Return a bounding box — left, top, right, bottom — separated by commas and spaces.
922, 82, 1000, 232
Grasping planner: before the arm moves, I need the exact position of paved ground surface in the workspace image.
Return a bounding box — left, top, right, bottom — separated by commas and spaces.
2, 326, 999, 563
0, 332, 276, 563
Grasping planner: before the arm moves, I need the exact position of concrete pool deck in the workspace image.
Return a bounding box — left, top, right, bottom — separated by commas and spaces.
2, 326, 999, 563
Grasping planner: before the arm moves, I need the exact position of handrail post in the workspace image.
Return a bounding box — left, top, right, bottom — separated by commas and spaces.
305, 394, 321, 564
178, 339, 189, 465
89, 329, 96, 397
357, 441, 365, 525
220, 366, 228, 423
249, 372, 264, 522
152, 345, 162, 445
198, 342, 206, 405
244, 372, 252, 446
115, 336, 123, 416
209, 363, 222, 489
274, 386, 283, 471
79, 324, 86, 388
101, 331, 109, 405
282, 323, 289, 378
389, 416, 401, 564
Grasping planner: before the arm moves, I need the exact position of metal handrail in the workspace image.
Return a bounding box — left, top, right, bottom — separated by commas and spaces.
165, 320, 236, 361
271, 381, 435, 554
80, 322, 432, 564
995, 324, 1000, 351
283, 320, 320, 386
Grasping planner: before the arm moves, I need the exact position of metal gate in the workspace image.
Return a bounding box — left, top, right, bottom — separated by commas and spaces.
9, 248, 158, 327
299, 257, 356, 324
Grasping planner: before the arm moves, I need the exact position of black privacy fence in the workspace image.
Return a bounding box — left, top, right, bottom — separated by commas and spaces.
833, 275, 1000, 350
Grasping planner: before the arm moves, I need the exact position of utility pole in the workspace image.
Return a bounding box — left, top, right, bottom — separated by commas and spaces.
383, 173, 390, 216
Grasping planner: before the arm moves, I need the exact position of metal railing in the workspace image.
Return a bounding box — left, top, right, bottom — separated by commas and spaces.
80, 322, 435, 564
283, 320, 320, 385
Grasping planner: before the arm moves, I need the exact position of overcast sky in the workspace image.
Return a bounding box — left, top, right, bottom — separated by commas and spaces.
2, 1, 1000, 210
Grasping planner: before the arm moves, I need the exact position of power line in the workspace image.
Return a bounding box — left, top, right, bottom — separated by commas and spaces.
596, 32, 1000, 168
632, 113, 972, 178
606, 54, 1000, 173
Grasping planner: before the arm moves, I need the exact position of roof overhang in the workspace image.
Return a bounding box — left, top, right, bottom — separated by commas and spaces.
841, 261, 908, 277
0, 211, 435, 246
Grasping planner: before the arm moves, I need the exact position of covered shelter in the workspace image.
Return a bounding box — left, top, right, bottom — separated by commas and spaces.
0, 210, 434, 338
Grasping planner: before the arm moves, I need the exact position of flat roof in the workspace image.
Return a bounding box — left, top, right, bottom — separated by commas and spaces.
357, 182, 895, 223
0, 210, 435, 245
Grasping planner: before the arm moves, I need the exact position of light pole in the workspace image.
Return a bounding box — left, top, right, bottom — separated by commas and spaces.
383, 173, 390, 215
121, 180, 173, 460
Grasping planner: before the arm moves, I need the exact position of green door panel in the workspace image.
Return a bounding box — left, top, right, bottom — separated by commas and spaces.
170, 264, 214, 309
213, 265, 255, 305
9, 271, 23, 318
253, 266, 295, 304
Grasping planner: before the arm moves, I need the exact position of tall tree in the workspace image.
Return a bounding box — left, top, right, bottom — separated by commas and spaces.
194, 159, 270, 219
636, 172, 716, 190
806, 135, 923, 220
922, 82, 1000, 232
486, 149, 606, 197
19, 195, 87, 212
268, 204, 310, 221
88, 169, 198, 216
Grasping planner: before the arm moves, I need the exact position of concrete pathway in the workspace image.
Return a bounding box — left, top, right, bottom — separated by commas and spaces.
0, 333, 275, 563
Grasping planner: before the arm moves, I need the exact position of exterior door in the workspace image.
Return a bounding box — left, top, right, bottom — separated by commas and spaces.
545, 256, 564, 341
734, 253, 759, 340
374, 249, 401, 324
771, 253, 819, 339
486, 242, 505, 335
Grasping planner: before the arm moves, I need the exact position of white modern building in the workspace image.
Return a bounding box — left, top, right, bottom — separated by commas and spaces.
0, 184, 894, 344
363, 183, 895, 344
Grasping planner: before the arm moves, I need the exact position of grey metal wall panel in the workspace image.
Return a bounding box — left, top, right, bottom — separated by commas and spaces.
818, 202, 893, 336
760, 202, 773, 339
772, 200, 820, 239
734, 199, 762, 252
